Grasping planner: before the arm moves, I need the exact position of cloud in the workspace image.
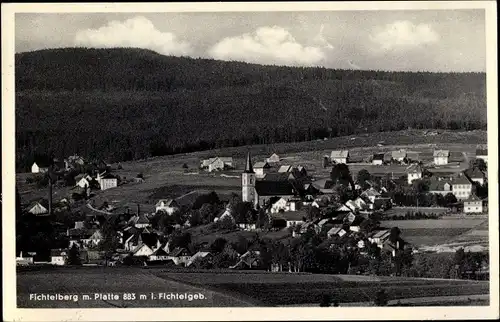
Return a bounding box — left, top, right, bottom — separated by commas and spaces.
347, 60, 361, 70
74, 16, 193, 56
208, 26, 326, 66
313, 24, 334, 50
369, 20, 439, 51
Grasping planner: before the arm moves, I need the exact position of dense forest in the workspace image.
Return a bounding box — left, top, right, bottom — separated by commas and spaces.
15, 48, 487, 170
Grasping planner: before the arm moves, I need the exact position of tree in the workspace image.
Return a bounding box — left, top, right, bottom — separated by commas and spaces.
210, 238, 228, 254
169, 232, 192, 250
98, 219, 120, 266
192, 192, 220, 210
470, 159, 487, 172
319, 294, 332, 307
182, 163, 189, 170
188, 209, 202, 227
233, 202, 255, 224
67, 244, 82, 265
444, 193, 458, 206
216, 216, 235, 230
307, 205, 321, 221
136, 173, 144, 179
374, 289, 389, 306
357, 169, 371, 185
330, 164, 354, 190
232, 235, 249, 255
199, 203, 215, 224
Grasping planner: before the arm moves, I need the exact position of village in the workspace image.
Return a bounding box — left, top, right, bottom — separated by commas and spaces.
15, 143, 489, 277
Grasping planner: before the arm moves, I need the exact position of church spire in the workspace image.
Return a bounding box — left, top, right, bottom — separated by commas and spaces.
244, 152, 254, 173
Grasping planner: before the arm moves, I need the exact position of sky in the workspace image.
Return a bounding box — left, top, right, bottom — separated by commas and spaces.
15, 10, 486, 72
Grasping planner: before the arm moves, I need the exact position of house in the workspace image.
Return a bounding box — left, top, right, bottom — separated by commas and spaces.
254, 178, 298, 208
155, 199, 180, 215
253, 161, 271, 178
128, 214, 151, 228
97, 172, 118, 190
76, 175, 93, 189
50, 249, 68, 265
31, 161, 50, 173
465, 168, 485, 186
230, 250, 261, 269
452, 175, 474, 200
238, 222, 257, 231
406, 164, 423, 184
167, 247, 192, 265
87, 230, 103, 248
26, 200, 49, 216
132, 243, 154, 257
361, 188, 381, 203
66, 154, 86, 168
16, 251, 34, 266
428, 179, 453, 196
391, 149, 407, 162
52, 158, 66, 171
270, 197, 301, 213
372, 153, 385, 165
266, 153, 280, 163
186, 251, 213, 267
203, 157, 234, 171
273, 210, 307, 228
475, 149, 488, 164
278, 165, 293, 173
327, 227, 347, 239
464, 194, 483, 214
331, 150, 349, 164
348, 215, 364, 232
368, 230, 391, 248
433, 150, 450, 165
311, 197, 329, 209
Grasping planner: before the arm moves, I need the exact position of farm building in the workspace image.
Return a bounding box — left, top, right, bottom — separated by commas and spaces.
451, 175, 474, 200
391, 149, 407, 162
270, 197, 301, 213
266, 153, 280, 163
465, 168, 486, 186
128, 214, 151, 228
50, 249, 68, 266
406, 164, 423, 184
202, 157, 234, 172
360, 188, 381, 203
132, 244, 154, 257
476, 149, 488, 164
155, 199, 180, 215
368, 230, 391, 248
167, 247, 192, 265
464, 194, 483, 214
331, 150, 349, 164
278, 165, 293, 173
16, 251, 34, 266
26, 200, 49, 216
97, 172, 118, 190
253, 161, 271, 178
186, 251, 212, 267
75, 174, 93, 189
230, 250, 261, 269
148, 247, 170, 262
31, 161, 50, 173
433, 150, 450, 165
372, 153, 385, 165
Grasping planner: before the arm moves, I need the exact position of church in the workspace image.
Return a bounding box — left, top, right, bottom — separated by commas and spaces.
241, 153, 300, 209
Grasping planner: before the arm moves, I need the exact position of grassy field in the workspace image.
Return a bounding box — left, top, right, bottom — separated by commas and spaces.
383, 207, 450, 218
381, 218, 488, 247
155, 270, 489, 306
16, 129, 486, 210
17, 267, 489, 307
17, 267, 256, 308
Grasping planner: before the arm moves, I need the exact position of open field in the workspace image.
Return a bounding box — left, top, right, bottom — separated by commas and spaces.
156, 270, 489, 306
383, 207, 450, 217
16, 130, 486, 210
17, 267, 257, 308
381, 218, 487, 248
17, 267, 489, 307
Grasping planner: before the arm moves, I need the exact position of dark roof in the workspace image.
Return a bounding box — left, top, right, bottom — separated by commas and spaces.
100, 172, 116, 179
350, 216, 365, 226
169, 247, 190, 257
373, 153, 385, 161
453, 175, 472, 185
150, 247, 168, 256
67, 228, 92, 238
260, 172, 290, 182
465, 168, 484, 179
244, 152, 254, 173
140, 233, 159, 247
464, 194, 482, 202
50, 249, 68, 257
272, 210, 307, 221
428, 179, 452, 191
476, 149, 487, 156
255, 180, 296, 196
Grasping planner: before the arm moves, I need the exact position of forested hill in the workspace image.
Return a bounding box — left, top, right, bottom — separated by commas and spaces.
15, 48, 487, 170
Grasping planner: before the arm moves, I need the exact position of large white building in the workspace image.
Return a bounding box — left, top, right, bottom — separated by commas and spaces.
331, 150, 349, 164
464, 194, 483, 213
452, 175, 474, 200
433, 150, 450, 165
406, 164, 423, 184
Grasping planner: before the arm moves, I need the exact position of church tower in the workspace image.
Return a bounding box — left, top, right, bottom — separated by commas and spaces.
242, 152, 256, 205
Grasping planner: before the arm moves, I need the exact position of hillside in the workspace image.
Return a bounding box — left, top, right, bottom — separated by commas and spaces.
15, 48, 487, 170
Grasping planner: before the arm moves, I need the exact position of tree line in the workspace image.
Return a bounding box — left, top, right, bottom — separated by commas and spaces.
15, 48, 487, 170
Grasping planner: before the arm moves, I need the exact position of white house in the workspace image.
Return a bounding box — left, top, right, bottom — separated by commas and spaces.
31, 162, 49, 174
50, 249, 68, 265
253, 161, 271, 178
452, 175, 474, 200
391, 149, 407, 162
155, 199, 180, 215
406, 164, 423, 184
368, 230, 391, 248
148, 248, 170, 262
266, 153, 280, 163
132, 244, 154, 257
76, 176, 92, 189
433, 150, 450, 165
270, 197, 301, 213
203, 157, 233, 171
372, 154, 384, 165
464, 194, 483, 214
331, 150, 349, 164
16, 252, 34, 266
208, 158, 225, 172
361, 188, 381, 203
97, 172, 118, 190
27, 201, 49, 216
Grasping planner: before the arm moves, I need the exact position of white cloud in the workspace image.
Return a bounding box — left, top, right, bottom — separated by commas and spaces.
208, 26, 326, 66
313, 24, 334, 50
74, 16, 193, 56
369, 20, 439, 51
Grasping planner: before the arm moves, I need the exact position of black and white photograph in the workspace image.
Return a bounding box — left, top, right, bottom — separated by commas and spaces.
2, 1, 498, 321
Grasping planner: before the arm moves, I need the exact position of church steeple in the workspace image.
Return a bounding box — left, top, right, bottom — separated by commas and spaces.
244, 152, 254, 173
